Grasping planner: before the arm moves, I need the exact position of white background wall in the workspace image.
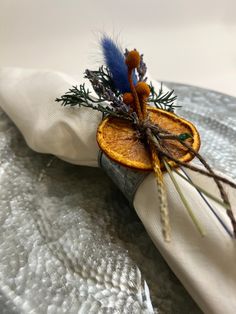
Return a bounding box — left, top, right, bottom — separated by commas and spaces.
1, 0, 235, 96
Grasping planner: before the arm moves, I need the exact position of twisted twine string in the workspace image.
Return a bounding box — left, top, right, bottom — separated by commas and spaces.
138, 118, 236, 237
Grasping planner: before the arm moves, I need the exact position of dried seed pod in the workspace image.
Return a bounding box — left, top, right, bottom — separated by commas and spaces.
123, 92, 134, 105
125, 50, 141, 70
135, 82, 150, 99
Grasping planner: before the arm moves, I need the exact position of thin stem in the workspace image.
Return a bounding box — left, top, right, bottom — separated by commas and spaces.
180, 140, 236, 237
146, 128, 171, 242
156, 147, 236, 189
163, 159, 205, 237
180, 167, 234, 238
140, 97, 147, 119
128, 69, 143, 120
174, 169, 230, 210
150, 131, 236, 237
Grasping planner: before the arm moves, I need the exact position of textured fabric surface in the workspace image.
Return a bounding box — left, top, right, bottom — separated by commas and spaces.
0, 68, 236, 313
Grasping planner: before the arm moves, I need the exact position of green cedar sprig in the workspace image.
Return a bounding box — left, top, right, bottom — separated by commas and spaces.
148, 82, 179, 112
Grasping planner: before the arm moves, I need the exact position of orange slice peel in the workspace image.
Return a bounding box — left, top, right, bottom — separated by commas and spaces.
97, 106, 201, 171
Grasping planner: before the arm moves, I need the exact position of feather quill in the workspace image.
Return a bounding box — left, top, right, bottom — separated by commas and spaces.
100, 36, 137, 93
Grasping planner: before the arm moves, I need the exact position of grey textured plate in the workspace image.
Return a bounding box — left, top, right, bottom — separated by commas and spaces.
0, 83, 235, 314
171, 82, 236, 179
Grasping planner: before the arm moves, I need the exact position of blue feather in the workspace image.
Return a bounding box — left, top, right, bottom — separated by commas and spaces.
100, 36, 137, 93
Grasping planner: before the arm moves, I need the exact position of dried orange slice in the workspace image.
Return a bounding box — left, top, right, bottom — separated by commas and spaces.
97, 107, 200, 170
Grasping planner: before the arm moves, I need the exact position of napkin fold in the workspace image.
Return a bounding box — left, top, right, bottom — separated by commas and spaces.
1, 68, 236, 314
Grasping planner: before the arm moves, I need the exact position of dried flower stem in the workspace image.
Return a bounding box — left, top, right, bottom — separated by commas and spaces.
146, 128, 171, 242
128, 69, 143, 120
180, 140, 236, 237
163, 159, 205, 236
150, 140, 236, 236
174, 169, 231, 210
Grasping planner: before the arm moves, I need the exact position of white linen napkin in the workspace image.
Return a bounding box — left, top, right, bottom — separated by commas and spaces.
0, 67, 236, 314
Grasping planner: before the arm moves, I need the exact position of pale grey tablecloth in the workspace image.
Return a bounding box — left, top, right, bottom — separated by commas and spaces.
0, 82, 235, 313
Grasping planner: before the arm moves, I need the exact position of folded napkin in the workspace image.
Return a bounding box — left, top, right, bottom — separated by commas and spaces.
0, 68, 236, 314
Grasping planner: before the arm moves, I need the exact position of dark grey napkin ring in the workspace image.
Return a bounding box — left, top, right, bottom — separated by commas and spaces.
98, 151, 149, 206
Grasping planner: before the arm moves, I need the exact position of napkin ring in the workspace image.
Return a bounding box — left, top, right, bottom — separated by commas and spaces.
98, 150, 148, 207
56, 35, 236, 241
